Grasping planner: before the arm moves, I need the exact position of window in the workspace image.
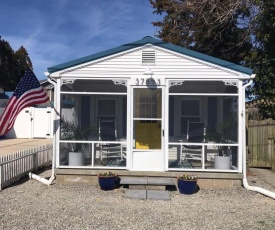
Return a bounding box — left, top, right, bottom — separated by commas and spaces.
134, 89, 161, 118
139, 92, 157, 118
180, 99, 200, 134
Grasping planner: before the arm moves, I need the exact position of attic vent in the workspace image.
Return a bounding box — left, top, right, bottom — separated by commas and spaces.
142, 50, 155, 64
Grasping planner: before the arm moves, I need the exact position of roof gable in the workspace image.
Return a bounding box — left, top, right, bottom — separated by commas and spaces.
47, 36, 253, 75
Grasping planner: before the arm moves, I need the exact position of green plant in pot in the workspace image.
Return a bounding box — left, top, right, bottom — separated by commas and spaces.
177, 174, 198, 194
60, 118, 97, 166
207, 119, 237, 155
97, 171, 117, 191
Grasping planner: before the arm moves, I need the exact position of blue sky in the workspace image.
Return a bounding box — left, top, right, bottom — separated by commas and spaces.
0, 0, 163, 80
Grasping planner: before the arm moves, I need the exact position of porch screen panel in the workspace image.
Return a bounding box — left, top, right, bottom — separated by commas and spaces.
207, 96, 238, 144
60, 93, 80, 141
98, 99, 116, 118
181, 99, 201, 135
208, 97, 217, 129
59, 92, 128, 167
168, 79, 239, 171
169, 81, 238, 94
61, 79, 127, 93
133, 88, 162, 150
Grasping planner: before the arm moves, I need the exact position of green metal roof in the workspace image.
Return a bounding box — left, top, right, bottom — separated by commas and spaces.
47, 36, 253, 75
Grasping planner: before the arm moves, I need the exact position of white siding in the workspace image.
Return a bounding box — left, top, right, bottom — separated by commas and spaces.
59, 46, 243, 78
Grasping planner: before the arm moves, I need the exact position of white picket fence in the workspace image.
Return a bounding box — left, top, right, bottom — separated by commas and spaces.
0, 144, 53, 190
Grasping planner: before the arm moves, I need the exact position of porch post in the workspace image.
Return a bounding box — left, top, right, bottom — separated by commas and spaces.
126, 79, 131, 170
238, 79, 243, 173
55, 78, 61, 168
164, 79, 169, 170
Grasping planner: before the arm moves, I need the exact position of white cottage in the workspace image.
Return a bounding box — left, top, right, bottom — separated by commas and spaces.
46, 36, 254, 187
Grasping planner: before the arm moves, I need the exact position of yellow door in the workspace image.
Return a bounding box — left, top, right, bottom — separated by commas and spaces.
135, 121, 161, 149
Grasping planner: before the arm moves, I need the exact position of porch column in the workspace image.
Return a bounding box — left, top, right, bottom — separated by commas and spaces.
55, 78, 61, 168
238, 79, 244, 173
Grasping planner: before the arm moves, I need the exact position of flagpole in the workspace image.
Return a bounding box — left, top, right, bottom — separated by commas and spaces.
48, 99, 60, 116
28, 67, 60, 116
29, 66, 59, 117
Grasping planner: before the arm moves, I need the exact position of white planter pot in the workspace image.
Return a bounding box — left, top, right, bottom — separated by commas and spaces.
214, 156, 231, 170
69, 152, 84, 166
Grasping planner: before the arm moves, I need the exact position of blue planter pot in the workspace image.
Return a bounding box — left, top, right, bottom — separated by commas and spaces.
177, 178, 197, 194
98, 175, 117, 191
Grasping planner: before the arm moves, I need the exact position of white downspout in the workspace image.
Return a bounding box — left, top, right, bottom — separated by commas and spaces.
29, 76, 57, 186
242, 76, 275, 199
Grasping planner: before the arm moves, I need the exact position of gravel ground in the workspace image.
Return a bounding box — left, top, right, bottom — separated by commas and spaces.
1, 169, 275, 230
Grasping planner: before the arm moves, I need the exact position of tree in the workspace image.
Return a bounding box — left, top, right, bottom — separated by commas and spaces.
245, 0, 275, 118
246, 1, 275, 98
0, 37, 32, 91
14, 46, 33, 86
0, 37, 16, 91
150, 0, 275, 118
150, 0, 254, 64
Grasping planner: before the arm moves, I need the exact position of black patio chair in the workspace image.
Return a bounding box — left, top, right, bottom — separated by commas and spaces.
98, 118, 123, 161
180, 121, 205, 162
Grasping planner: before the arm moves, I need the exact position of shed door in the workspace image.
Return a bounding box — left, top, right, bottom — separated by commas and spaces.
131, 87, 164, 171
33, 108, 52, 138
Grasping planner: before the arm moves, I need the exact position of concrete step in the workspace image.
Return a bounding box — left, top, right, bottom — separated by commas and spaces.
120, 176, 175, 186
124, 189, 170, 200
120, 177, 147, 185
129, 185, 166, 190
148, 177, 175, 185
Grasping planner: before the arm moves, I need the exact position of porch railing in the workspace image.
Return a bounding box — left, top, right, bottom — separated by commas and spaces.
0, 144, 53, 190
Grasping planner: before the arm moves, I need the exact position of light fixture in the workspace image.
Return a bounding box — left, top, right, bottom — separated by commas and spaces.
144, 65, 153, 76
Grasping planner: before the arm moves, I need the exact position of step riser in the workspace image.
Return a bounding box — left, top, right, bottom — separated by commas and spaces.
129, 185, 166, 190
120, 176, 175, 186
124, 189, 170, 200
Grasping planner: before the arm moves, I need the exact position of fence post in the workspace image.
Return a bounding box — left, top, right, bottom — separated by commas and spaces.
0, 163, 3, 190
0, 156, 3, 190
271, 138, 275, 171
33, 148, 38, 172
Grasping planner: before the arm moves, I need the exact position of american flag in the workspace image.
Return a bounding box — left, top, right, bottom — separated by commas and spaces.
0, 68, 49, 136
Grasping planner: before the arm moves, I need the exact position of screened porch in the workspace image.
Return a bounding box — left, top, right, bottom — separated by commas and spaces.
57, 79, 240, 172
59, 79, 128, 168
168, 80, 239, 171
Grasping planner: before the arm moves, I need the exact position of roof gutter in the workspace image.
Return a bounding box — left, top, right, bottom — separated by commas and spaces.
242, 75, 275, 199
29, 73, 57, 186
